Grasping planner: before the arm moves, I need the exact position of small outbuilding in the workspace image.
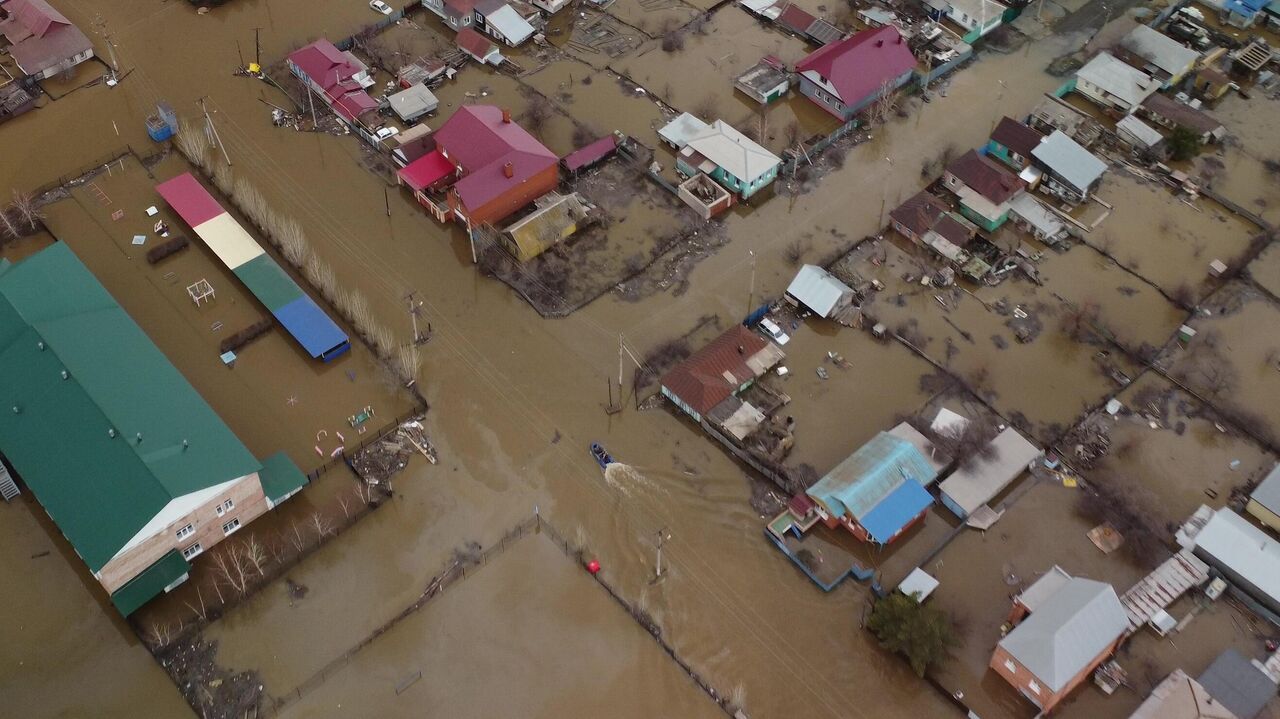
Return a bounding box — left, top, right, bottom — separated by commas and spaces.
734, 56, 791, 104
785, 264, 856, 320
387, 84, 439, 123
938, 426, 1040, 518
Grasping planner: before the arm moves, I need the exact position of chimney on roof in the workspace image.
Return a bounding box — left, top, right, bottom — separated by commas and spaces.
502, 108, 512, 123
737, 345, 745, 354
896, 34, 903, 43
876, 39, 884, 47
503, 162, 514, 178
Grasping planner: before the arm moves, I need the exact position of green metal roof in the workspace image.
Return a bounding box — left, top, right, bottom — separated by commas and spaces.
0, 243, 261, 571
110, 549, 190, 616
258, 450, 308, 504
232, 253, 304, 313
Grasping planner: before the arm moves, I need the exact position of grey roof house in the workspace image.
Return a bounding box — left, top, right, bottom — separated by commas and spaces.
785, 264, 856, 320
1031, 130, 1108, 203
1197, 649, 1278, 719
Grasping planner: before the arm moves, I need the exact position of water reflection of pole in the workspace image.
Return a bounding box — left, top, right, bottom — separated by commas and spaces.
745, 250, 756, 316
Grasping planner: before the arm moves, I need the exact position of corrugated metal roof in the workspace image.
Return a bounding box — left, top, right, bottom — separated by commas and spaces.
659, 112, 711, 149
938, 427, 1040, 517
1198, 649, 1277, 719
998, 576, 1129, 692
859, 478, 933, 542
1251, 464, 1280, 514
109, 549, 189, 616
486, 4, 535, 45
785, 264, 853, 318
661, 325, 778, 416
1116, 114, 1164, 148
1031, 130, 1107, 192
947, 149, 1024, 204
0, 244, 261, 571
388, 84, 439, 122
806, 432, 938, 521
258, 451, 309, 505
991, 117, 1044, 157
1131, 669, 1239, 719
796, 26, 917, 109
1016, 565, 1073, 611
1076, 51, 1160, 106
1121, 24, 1200, 78
1193, 508, 1280, 606
683, 120, 780, 183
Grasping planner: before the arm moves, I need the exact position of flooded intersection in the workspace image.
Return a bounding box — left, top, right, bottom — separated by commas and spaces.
1, 0, 1279, 717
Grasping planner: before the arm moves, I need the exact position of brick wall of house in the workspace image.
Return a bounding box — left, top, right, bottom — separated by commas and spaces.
98, 474, 267, 593
990, 636, 1123, 714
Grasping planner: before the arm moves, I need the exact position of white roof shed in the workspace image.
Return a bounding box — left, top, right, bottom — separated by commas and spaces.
786, 264, 854, 318
938, 426, 1041, 518
388, 85, 439, 123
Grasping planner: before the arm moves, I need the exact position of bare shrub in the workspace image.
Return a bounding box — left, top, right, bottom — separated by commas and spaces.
175, 122, 210, 169
304, 256, 337, 301
521, 94, 554, 136
278, 218, 310, 267
394, 343, 421, 386
10, 190, 42, 230
1169, 282, 1196, 308
1076, 480, 1166, 566
1060, 302, 1101, 342
0, 208, 19, 240
211, 162, 234, 195
927, 415, 999, 468
661, 30, 685, 53
784, 238, 809, 266
692, 95, 716, 122
370, 322, 395, 358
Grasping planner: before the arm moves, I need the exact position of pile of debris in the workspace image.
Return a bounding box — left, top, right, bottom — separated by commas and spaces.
350, 416, 436, 485
1062, 413, 1112, 468
156, 637, 262, 719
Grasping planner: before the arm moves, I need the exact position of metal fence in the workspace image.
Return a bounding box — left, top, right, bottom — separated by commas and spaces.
779, 117, 860, 176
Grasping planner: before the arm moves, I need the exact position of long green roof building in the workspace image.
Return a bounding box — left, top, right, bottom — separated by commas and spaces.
0, 242, 307, 615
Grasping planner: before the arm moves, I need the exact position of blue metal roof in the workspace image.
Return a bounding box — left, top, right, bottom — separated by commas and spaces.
807, 432, 939, 520
1225, 0, 1268, 15
860, 479, 934, 543
273, 295, 350, 361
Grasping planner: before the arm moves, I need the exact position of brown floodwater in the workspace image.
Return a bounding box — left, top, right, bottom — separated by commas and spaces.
4, 1, 1275, 717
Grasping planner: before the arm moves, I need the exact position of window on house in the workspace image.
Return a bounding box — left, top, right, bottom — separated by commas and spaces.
182, 543, 204, 560
215, 498, 235, 517
1004, 659, 1016, 673
176, 523, 195, 541
222, 517, 241, 536
1028, 680, 1041, 695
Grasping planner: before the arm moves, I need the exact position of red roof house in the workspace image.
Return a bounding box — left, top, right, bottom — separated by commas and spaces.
287, 40, 377, 124
795, 26, 917, 122
660, 325, 784, 423
399, 105, 558, 230
942, 150, 1026, 231
889, 190, 950, 242
456, 27, 500, 64
561, 134, 618, 174
0, 0, 94, 80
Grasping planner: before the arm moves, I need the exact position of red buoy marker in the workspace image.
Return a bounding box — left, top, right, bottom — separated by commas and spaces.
586, 559, 601, 575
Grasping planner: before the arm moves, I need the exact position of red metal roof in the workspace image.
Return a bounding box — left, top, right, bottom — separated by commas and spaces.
434, 105, 557, 212
661, 325, 771, 417
154, 173, 226, 228
0, 0, 91, 77
330, 86, 378, 122
795, 26, 916, 109
1, 0, 70, 40
398, 149, 456, 192
946, 150, 1025, 205
456, 27, 496, 60
561, 135, 617, 173
990, 117, 1044, 158
288, 39, 363, 93
777, 3, 817, 34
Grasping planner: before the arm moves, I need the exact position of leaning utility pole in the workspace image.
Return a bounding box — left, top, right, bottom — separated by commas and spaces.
653, 528, 670, 582
405, 292, 429, 345
745, 250, 756, 316
254, 27, 262, 67
198, 97, 232, 167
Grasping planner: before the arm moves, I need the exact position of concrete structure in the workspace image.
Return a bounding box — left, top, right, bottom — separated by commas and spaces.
806, 432, 939, 544
992, 569, 1129, 714
676, 120, 781, 199
1030, 130, 1107, 204
0, 243, 307, 615
0, 0, 94, 80
938, 427, 1040, 518
1198, 649, 1278, 719
1075, 51, 1161, 112
660, 325, 784, 424
734, 56, 791, 104
396, 106, 558, 230
987, 117, 1044, 171
942, 149, 1025, 231
1246, 464, 1280, 532
795, 26, 917, 122
677, 173, 733, 220
1117, 24, 1200, 88
1182, 506, 1280, 616
387, 84, 439, 123
1129, 669, 1238, 719
785, 264, 855, 319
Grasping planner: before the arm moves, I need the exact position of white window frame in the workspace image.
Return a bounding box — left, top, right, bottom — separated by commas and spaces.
215, 498, 235, 517
222, 517, 241, 536
176, 523, 195, 541
182, 542, 204, 560
1028, 679, 1041, 695
1004, 659, 1017, 673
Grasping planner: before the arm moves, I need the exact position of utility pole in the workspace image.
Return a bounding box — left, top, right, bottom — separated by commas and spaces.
198, 97, 232, 166
236, 40, 245, 68
384, 186, 392, 217
745, 250, 756, 317
93, 15, 120, 86
307, 83, 317, 127
405, 292, 429, 345
254, 27, 262, 67
653, 528, 671, 582
618, 333, 625, 392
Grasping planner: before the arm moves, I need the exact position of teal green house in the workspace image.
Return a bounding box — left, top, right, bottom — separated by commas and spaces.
676, 120, 781, 200
0, 242, 307, 615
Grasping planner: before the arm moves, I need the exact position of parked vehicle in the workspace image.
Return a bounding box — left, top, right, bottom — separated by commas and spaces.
369, 0, 393, 15
758, 317, 790, 345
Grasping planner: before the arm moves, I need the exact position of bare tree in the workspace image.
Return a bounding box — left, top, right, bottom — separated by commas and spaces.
175, 121, 211, 169
184, 587, 208, 622
144, 621, 175, 651
394, 343, 421, 386
309, 511, 335, 540
212, 162, 234, 195
0, 207, 19, 240
337, 495, 351, 519
871, 79, 898, 126
10, 190, 42, 231
240, 536, 269, 577
289, 521, 307, 552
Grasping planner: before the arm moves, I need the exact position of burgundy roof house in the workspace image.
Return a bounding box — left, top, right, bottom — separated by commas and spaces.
942, 149, 1025, 231
660, 325, 785, 424
396, 105, 558, 231
286, 39, 378, 124
795, 26, 917, 122
0, 0, 94, 81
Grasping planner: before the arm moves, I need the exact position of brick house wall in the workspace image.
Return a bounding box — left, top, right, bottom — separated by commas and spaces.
453, 163, 558, 229
990, 635, 1123, 714
97, 474, 268, 593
